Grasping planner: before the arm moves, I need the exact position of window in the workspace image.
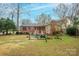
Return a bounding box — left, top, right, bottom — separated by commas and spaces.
28, 27, 30, 29
23, 27, 26, 30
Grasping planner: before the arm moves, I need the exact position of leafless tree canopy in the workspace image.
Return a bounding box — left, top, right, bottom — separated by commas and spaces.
54, 3, 79, 22
36, 13, 51, 25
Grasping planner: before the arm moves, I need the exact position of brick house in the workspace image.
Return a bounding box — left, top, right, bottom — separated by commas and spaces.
20, 24, 46, 34
20, 18, 72, 35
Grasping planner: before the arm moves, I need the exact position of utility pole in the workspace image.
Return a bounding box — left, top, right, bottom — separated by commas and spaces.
8, 11, 14, 21
17, 3, 20, 32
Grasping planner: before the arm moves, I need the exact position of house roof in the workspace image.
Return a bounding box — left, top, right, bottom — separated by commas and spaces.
20, 23, 46, 27
20, 18, 70, 27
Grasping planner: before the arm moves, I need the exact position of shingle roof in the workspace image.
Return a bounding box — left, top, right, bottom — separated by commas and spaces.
20, 23, 46, 27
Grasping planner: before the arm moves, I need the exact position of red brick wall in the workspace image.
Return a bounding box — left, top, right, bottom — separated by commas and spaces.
21, 26, 45, 34
51, 21, 58, 34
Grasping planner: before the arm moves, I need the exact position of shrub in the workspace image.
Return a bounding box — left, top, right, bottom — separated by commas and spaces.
16, 32, 23, 35
16, 32, 20, 35
52, 31, 63, 36
25, 32, 29, 35
16, 32, 30, 35
7, 33, 12, 35
66, 27, 78, 36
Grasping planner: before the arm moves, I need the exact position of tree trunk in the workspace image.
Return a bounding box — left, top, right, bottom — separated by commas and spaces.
17, 3, 20, 32
29, 33, 31, 40
12, 29, 15, 34
2, 31, 5, 35
6, 30, 8, 35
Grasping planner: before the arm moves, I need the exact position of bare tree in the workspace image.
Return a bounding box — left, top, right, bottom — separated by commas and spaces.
54, 3, 79, 36
53, 3, 68, 18
53, 3, 79, 27
22, 19, 32, 25
36, 13, 51, 25
68, 4, 79, 22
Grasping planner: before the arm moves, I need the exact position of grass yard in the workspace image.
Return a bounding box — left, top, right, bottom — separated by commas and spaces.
0, 35, 79, 56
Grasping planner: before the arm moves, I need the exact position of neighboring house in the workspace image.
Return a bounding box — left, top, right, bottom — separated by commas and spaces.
56, 17, 73, 33
20, 18, 72, 35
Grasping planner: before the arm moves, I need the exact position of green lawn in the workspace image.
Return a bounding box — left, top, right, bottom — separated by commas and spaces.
0, 35, 79, 56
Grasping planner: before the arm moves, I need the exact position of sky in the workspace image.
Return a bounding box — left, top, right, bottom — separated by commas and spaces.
0, 3, 60, 24
19, 3, 59, 23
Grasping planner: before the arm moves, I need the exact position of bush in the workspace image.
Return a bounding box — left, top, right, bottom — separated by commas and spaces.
16, 32, 20, 35
16, 32, 23, 35
7, 33, 12, 35
16, 32, 30, 35
66, 27, 78, 36
52, 31, 63, 36
25, 32, 29, 35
